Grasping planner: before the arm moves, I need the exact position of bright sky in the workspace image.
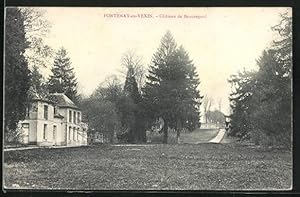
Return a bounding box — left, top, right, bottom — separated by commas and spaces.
38, 7, 290, 116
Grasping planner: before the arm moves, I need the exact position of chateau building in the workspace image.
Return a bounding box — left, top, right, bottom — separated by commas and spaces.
19, 93, 88, 146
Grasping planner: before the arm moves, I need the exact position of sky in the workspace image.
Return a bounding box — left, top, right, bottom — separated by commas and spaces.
36, 7, 290, 116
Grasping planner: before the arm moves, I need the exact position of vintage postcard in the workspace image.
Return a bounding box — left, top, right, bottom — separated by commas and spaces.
3, 7, 292, 191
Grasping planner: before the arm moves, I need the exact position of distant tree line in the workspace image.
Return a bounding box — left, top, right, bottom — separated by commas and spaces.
228, 13, 292, 149
206, 110, 225, 125
202, 96, 225, 125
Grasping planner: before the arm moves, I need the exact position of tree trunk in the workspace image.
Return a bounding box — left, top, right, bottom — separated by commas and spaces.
176, 129, 180, 144
141, 127, 147, 143
128, 127, 134, 143
176, 120, 181, 144
163, 123, 168, 144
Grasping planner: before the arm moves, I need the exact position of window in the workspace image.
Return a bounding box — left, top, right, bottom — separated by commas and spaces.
22, 123, 29, 129
44, 105, 48, 120
77, 112, 80, 123
73, 111, 76, 124
69, 110, 72, 122
26, 105, 31, 118
43, 124, 47, 140
53, 125, 57, 141
54, 106, 57, 115
73, 128, 76, 141
69, 127, 71, 140
77, 128, 79, 141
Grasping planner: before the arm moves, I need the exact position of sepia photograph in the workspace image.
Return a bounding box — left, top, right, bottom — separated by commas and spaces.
3, 7, 292, 191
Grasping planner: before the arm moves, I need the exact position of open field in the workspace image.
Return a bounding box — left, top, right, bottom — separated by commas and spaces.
3, 143, 292, 190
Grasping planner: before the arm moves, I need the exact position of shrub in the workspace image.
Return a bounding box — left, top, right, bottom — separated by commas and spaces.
146, 129, 178, 144
4, 127, 24, 146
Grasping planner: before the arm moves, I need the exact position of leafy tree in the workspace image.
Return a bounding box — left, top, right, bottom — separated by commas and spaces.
120, 50, 146, 91
95, 75, 123, 104
20, 8, 54, 69
80, 76, 124, 143
28, 65, 49, 98
80, 95, 120, 143
202, 95, 213, 123
143, 31, 202, 143
20, 8, 53, 100
5, 8, 31, 142
47, 47, 79, 103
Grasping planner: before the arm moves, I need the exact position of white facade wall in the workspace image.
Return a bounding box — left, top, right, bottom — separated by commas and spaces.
53, 117, 63, 145
63, 108, 86, 146
36, 101, 55, 146
19, 99, 88, 147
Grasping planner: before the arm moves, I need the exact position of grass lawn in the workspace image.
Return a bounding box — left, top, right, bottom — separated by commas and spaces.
3, 143, 292, 190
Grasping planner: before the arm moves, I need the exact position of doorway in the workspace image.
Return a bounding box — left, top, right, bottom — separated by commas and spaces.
21, 123, 29, 144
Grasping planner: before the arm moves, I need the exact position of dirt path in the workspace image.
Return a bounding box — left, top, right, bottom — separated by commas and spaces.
209, 129, 226, 143
4, 145, 84, 152
179, 128, 219, 144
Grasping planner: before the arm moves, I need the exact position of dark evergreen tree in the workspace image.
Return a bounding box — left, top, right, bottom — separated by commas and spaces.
124, 67, 141, 103
121, 67, 146, 143
175, 46, 202, 132
5, 8, 31, 141
228, 13, 292, 148
228, 70, 255, 139
143, 31, 202, 143
47, 47, 79, 103
271, 12, 292, 77
251, 49, 291, 147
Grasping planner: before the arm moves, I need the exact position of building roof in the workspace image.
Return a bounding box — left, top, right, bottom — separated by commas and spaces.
54, 113, 64, 119
30, 93, 55, 104
48, 93, 80, 110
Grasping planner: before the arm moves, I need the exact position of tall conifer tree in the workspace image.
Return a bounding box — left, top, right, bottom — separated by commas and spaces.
47, 47, 78, 103
5, 8, 31, 140
228, 13, 292, 148
143, 31, 202, 143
